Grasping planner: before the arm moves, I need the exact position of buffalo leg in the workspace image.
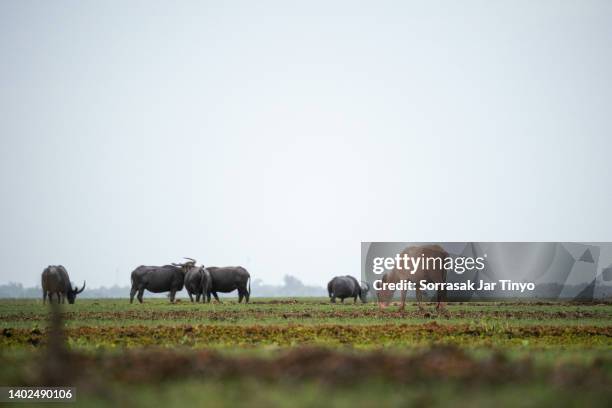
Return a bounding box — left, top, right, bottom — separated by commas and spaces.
129, 287, 137, 304
340, 298, 344, 303
169, 289, 177, 303
239, 287, 249, 303
212, 292, 221, 303
415, 288, 424, 310
436, 287, 447, 311
196, 293, 201, 302
137, 288, 145, 303
42, 291, 47, 304
354, 296, 357, 303
188, 292, 194, 302
238, 285, 249, 303
399, 289, 407, 311
330, 296, 336, 303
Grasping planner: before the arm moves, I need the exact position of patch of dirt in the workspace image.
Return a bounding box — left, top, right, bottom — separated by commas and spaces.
1, 323, 610, 348
2, 308, 607, 323
250, 299, 301, 304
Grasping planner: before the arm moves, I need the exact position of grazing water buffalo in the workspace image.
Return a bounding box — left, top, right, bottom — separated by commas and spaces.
41, 265, 86, 304
205, 266, 250, 303
129, 258, 196, 303
328, 275, 370, 303
184, 265, 212, 302
377, 244, 449, 311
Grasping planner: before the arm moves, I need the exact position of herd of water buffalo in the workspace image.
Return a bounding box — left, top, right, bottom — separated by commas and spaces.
41, 245, 450, 309
40, 258, 372, 305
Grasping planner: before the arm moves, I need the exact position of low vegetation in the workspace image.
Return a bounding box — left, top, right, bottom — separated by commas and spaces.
0, 298, 610, 407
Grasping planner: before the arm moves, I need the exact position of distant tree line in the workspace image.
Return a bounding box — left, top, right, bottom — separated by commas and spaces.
2, 277, 608, 300
0, 275, 327, 299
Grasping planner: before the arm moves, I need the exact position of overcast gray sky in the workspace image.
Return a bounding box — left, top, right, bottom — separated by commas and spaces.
1, 0, 611, 288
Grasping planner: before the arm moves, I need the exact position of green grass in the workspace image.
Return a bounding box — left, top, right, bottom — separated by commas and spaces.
1, 298, 609, 328
0, 298, 610, 407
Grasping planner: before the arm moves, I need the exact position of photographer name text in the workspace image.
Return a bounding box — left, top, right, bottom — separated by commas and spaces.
373, 279, 535, 292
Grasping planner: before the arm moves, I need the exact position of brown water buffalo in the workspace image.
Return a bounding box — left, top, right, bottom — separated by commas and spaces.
376, 244, 449, 311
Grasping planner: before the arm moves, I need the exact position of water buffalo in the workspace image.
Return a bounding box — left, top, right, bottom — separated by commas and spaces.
41, 265, 86, 304
377, 244, 449, 311
129, 258, 196, 303
205, 266, 250, 303
328, 275, 370, 303
184, 265, 212, 303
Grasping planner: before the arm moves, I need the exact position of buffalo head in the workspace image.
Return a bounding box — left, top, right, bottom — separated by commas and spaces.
172, 257, 198, 273
66, 281, 86, 304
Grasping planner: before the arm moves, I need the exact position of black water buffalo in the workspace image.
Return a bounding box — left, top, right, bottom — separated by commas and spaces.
205, 266, 251, 303
184, 265, 212, 303
328, 275, 370, 303
41, 265, 86, 304
129, 258, 195, 303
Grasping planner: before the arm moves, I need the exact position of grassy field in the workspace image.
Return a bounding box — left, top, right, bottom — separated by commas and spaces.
0, 298, 611, 407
